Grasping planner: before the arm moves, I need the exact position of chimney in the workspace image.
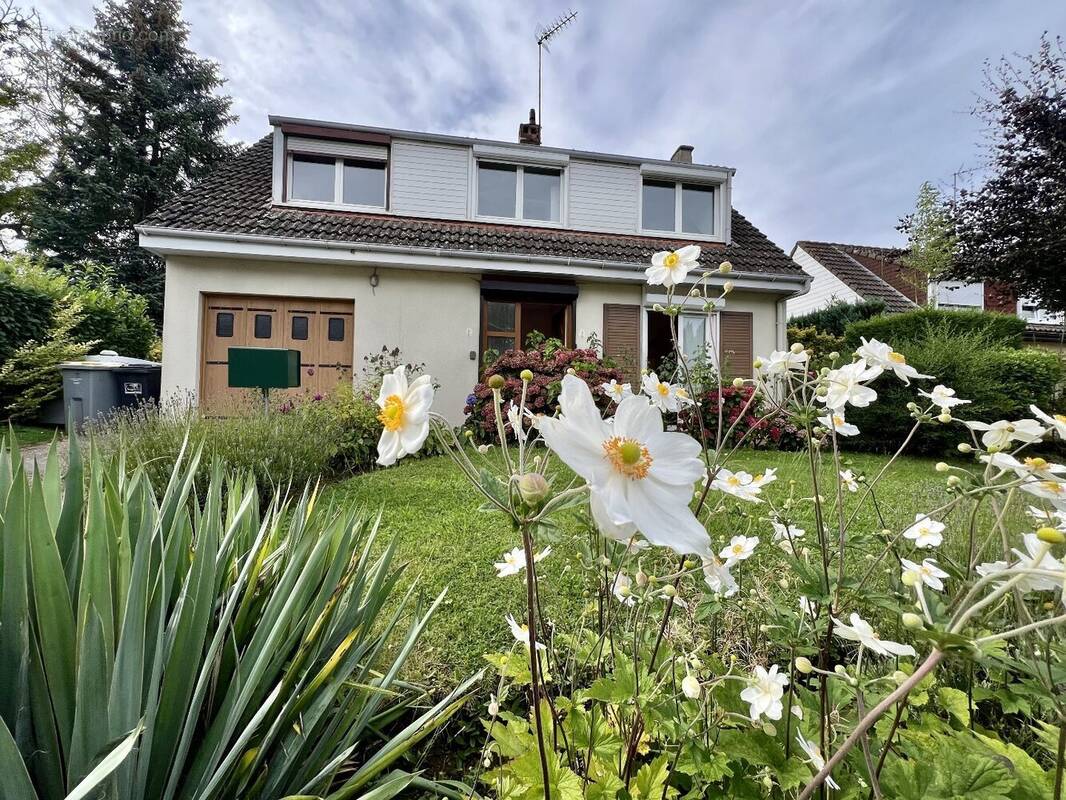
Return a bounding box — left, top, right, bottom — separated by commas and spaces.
670, 144, 694, 164
519, 108, 541, 145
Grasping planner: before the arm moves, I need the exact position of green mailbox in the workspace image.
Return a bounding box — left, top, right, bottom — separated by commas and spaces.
228, 347, 300, 411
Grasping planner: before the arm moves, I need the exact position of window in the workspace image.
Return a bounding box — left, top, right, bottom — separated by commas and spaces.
327, 317, 345, 342
254, 314, 272, 339
342, 159, 386, 206
641, 178, 717, 235
290, 155, 335, 202
477, 162, 562, 222
680, 314, 708, 363
215, 312, 234, 338
291, 315, 309, 340
288, 154, 387, 208
934, 281, 983, 310
485, 301, 517, 352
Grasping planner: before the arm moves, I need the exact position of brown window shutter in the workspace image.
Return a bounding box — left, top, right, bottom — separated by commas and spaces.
603, 304, 641, 381
719, 311, 753, 379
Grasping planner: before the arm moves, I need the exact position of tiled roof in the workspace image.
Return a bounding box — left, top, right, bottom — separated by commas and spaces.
795, 241, 918, 312
142, 136, 803, 278
1024, 322, 1066, 343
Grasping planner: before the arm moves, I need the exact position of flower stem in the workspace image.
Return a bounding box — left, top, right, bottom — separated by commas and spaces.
522, 526, 552, 800
798, 649, 944, 800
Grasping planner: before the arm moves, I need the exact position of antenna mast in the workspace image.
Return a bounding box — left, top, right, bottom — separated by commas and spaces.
536, 10, 577, 128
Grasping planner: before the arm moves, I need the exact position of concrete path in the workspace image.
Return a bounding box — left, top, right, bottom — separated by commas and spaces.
20, 439, 69, 475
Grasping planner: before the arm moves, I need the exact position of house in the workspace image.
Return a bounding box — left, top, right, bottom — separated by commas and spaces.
787, 241, 1064, 350
138, 114, 811, 420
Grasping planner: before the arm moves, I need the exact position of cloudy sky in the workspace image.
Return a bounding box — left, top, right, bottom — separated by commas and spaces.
34, 0, 1066, 251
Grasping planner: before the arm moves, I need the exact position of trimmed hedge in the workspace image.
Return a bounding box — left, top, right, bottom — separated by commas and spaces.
0, 264, 56, 364
844, 307, 1026, 349
789, 299, 886, 337
844, 326, 1064, 454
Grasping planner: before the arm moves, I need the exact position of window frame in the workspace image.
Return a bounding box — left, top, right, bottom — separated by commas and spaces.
474, 159, 566, 226
638, 177, 721, 239
286, 153, 388, 211
640, 294, 722, 375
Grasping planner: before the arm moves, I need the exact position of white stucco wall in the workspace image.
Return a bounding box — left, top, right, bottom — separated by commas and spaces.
161, 256, 481, 421
723, 290, 787, 357
574, 280, 644, 349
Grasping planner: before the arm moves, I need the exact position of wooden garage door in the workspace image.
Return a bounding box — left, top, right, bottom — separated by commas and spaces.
201, 294, 354, 413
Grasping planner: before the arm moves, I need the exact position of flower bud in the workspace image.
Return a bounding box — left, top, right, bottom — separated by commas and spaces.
520, 369, 534, 382
987, 444, 1001, 454
834, 664, 848, 677
566, 368, 576, 376
488, 696, 500, 716
815, 386, 828, 397
732, 377, 745, 388
957, 442, 972, 453
758, 623, 769, 633
828, 351, 840, 360
518, 472, 550, 506
906, 401, 918, 412
487, 374, 505, 390
723, 281, 735, 294
901, 612, 924, 629
477, 444, 490, 454
790, 342, 805, 354
635, 570, 649, 588
778, 578, 789, 589
483, 756, 492, 768
947, 475, 961, 488
1037, 526, 1066, 545
718, 261, 733, 273
761, 722, 777, 737
880, 529, 892, 537
464, 429, 474, 438
935, 462, 949, 472
681, 674, 701, 699
662, 584, 677, 598
752, 358, 764, 370
795, 656, 814, 674
683, 558, 697, 570
938, 412, 952, 424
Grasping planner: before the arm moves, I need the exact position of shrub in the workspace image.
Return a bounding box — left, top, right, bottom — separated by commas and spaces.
464, 338, 624, 439
0, 258, 55, 364
786, 324, 846, 370
0, 430, 476, 800
681, 384, 807, 450
844, 306, 1026, 349
845, 325, 1064, 453
72, 283, 156, 358
789, 298, 887, 336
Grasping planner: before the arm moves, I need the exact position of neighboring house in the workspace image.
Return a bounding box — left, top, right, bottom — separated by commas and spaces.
138, 114, 811, 420
787, 240, 1064, 350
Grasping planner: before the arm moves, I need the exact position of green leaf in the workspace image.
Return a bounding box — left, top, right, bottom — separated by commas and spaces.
937, 686, 970, 727
631, 754, 673, 799
0, 717, 38, 800
65, 724, 143, 800
936, 753, 1015, 799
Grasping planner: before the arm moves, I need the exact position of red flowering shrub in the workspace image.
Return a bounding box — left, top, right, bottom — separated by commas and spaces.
464, 341, 624, 440
680, 384, 806, 450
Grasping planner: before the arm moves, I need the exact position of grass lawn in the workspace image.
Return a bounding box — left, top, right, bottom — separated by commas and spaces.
7, 423, 63, 447
321, 447, 1011, 683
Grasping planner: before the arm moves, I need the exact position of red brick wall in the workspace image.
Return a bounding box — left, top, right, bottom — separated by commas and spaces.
849, 253, 927, 305
983, 283, 1017, 314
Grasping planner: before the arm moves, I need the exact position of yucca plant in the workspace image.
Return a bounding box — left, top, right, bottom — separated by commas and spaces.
0, 430, 478, 800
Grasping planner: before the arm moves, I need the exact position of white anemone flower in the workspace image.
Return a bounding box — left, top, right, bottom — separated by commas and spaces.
641, 371, 690, 413
1019, 477, 1066, 504
902, 513, 945, 549
965, 418, 1047, 449
505, 403, 533, 442
900, 557, 948, 591
506, 613, 546, 651
818, 412, 860, 437
799, 596, 817, 619
855, 337, 932, 384
976, 533, 1064, 593
919, 384, 971, 410
759, 349, 809, 376
796, 735, 840, 790
839, 469, 860, 493
589, 492, 647, 549
1027, 506, 1066, 530
538, 375, 710, 556
601, 379, 633, 403
720, 534, 759, 564
681, 674, 701, 699
612, 572, 637, 606
1031, 405, 1066, 439
645, 244, 701, 288
821, 359, 883, 410
494, 545, 552, 578
376, 366, 434, 466
710, 467, 775, 503
832, 612, 916, 657
702, 557, 738, 597
740, 664, 790, 721
771, 519, 805, 547
982, 453, 1066, 481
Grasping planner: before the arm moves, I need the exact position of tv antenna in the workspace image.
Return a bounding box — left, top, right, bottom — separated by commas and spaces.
536, 10, 577, 128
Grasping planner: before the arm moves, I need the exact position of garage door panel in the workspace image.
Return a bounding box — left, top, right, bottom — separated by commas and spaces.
201, 293, 354, 413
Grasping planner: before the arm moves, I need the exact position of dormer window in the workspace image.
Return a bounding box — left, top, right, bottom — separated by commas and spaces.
284, 136, 389, 209
476, 161, 561, 223
641, 178, 715, 235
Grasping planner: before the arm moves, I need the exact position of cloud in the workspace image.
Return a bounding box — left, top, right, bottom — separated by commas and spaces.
32, 0, 1066, 250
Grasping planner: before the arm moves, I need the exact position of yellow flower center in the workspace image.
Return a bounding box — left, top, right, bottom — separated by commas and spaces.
603, 436, 653, 480
676, 388, 689, 399
727, 476, 740, 486
657, 382, 670, 396
1039, 480, 1064, 495
663, 252, 680, 268
732, 544, 744, 555
888, 351, 906, 364
378, 394, 406, 432
1056, 414, 1066, 423
833, 415, 845, 425
1025, 457, 1048, 470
